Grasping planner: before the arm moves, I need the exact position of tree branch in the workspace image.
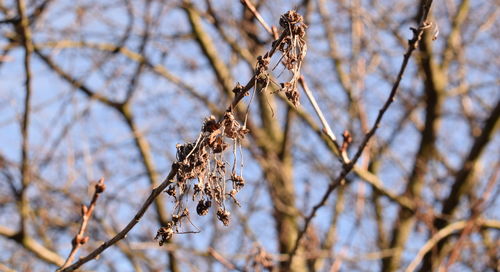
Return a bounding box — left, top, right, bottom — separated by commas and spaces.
59, 178, 106, 270
405, 219, 500, 272
0, 225, 64, 266
16, 0, 34, 237
287, 1, 434, 268
60, 13, 296, 271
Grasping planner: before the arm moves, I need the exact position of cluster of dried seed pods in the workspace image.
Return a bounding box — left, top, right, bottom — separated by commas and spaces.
276, 10, 307, 106
155, 112, 248, 245
155, 10, 307, 246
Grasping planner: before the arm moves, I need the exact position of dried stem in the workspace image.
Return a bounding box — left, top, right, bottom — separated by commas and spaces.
230, 30, 288, 110
405, 219, 500, 272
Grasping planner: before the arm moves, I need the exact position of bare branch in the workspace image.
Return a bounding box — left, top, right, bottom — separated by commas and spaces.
59, 178, 106, 270
240, 0, 274, 36
60, 167, 177, 272
405, 219, 500, 272
287, 1, 435, 267
60, 11, 302, 271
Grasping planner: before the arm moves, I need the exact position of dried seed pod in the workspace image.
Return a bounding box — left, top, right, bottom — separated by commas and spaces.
202, 115, 219, 133
237, 127, 250, 139
193, 181, 203, 199
204, 181, 213, 198
165, 185, 176, 198
294, 23, 307, 38
281, 82, 300, 107
281, 10, 302, 27
176, 142, 195, 161
289, 10, 302, 24
279, 15, 289, 28
223, 111, 246, 139
215, 159, 226, 172
231, 173, 245, 191
228, 189, 241, 207
213, 186, 223, 203
210, 136, 228, 153
154, 222, 174, 246
196, 200, 211, 216
216, 208, 230, 226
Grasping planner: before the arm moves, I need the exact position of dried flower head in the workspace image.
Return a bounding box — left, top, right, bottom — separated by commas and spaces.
274, 10, 308, 107
155, 222, 174, 246
202, 115, 220, 133
231, 173, 245, 191
161, 110, 247, 239
166, 185, 176, 198
196, 200, 211, 216
228, 189, 241, 207
216, 208, 231, 226
222, 111, 250, 140
280, 10, 303, 28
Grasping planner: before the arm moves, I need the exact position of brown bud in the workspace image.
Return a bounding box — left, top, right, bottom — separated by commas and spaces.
95, 183, 106, 193
80, 236, 89, 244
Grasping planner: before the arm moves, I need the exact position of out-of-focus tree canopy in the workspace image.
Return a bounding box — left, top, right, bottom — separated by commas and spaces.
0, 0, 498, 271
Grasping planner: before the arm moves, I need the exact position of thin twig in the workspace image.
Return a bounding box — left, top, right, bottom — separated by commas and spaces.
240, 0, 273, 36
348, 0, 434, 168
59, 178, 106, 270
208, 247, 242, 271
298, 77, 341, 157
287, 1, 435, 267
405, 219, 500, 272
60, 167, 177, 272
443, 163, 499, 269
